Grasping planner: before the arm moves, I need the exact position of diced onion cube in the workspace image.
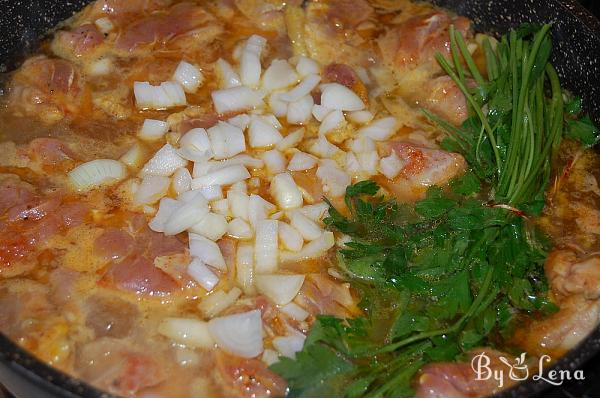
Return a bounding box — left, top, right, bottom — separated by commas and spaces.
164, 197, 209, 236
347, 110, 374, 124
254, 220, 278, 273
287, 151, 317, 171
207, 122, 246, 160
262, 59, 298, 91
190, 212, 228, 241
318, 109, 346, 135
134, 175, 170, 205
287, 210, 322, 241
379, 150, 402, 179
197, 185, 223, 202
212, 86, 264, 114
240, 35, 267, 87
158, 318, 214, 349
187, 258, 220, 291
320, 82, 365, 111
208, 310, 263, 358
358, 117, 398, 141
312, 104, 334, 122
189, 233, 226, 270
255, 274, 305, 305
134, 81, 186, 110
228, 190, 249, 220
270, 173, 303, 210
276, 128, 304, 151
236, 244, 255, 294
280, 302, 309, 321
139, 119, 169, 141
307, 135, 342, 159
191, 165, 250, 188
286, 95, 313, 125
248, 194, 276, 228
178, 128, 213, 161
172, 167, 192, 195
295, 56, 320, 77
68, 159, 127, 192
272, 334, 305, 359
316, 159, 351, 197
215, 58, 242, 88
173, 61, 204, 93
149, 198, 180, 232
279, 74, 320, 103
357, 151, 379, 176
227, 114, 251, 130
199, 288, 242, 318
248, 116, 283, 148
278, 221, 303, 252
268, 92, 288, 117
280, 231, 335, 262
261, 149, 287, 174
140, 144, 188, 177
298, 202, 329, 222
228, 218, 253, 240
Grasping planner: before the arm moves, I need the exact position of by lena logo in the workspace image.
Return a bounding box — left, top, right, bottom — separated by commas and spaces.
471, 352, 585, 388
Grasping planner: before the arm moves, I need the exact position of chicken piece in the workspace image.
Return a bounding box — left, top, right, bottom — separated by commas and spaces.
51, 24, 105, 61
295, 273, 360, 319
419, 76, 468, 126
84, 295, 140, 338
376, 141, 466, 201
234, 0, 302, 33
545, 250, 600, 300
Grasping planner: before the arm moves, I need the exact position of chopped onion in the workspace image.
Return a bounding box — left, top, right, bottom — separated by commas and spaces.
158, 318, 214, 349
94, 17, 114, 33
194, 155, 263, 177
280, 302, 309, 321
295, 56, 320, 76
307, 135, 342, 159
228, 217, 253, 240
139, 119, 169, 141
262, 59, 298, 91
178, 128, 213, 161
86, 58, 112, 76
312, 104, 334, 122
320, 83, 365, 111
261, 149, 287, 174
279, 74, 320, 103
215, 58, 242, 88
212, 86, 264, 114
189, 233, 226, 270
318, 109, 346, 135
358, 117, 398, 141
248, 194, 276, 228
149, 198, 180, 232
272, 334, 305, 359
278, 221, 303, 252
281, 231, 335, 262
254, 220, 278, 273
190, 212, 228, 241
349, 136, 376, 153
347, 110, 374, 124
134, 81, 186, 110
187, 258, 220, 291
140, 143, 188, 177
163, 197, 209, 236
255, 274, 305, 305
270, 173, 303, 210
268, 92, 288, 117
230, 181, 248, 193
287, 151, 317, 171
240, 35, 267, 87
134, 175, 170, 204
316, 159, 351, 197
228, 190, 249, 220
236, 244, 255, 294
208, 310, 263, 358
286, 95, 313, 125
271, 211, 284, 220
248, 115, 283, 148
287, 210, 322, 241
178, 189, 206, 203
172, 167, 192, 195
379, 150, 402, 179
196, 185, 223, 202
173, 61, 204, 93
207, 122, 246, 160
259, 113, 283, 129
357, 150, 379, 176
120, 143, 146, 170
345, 151, 361, 174
199, 287, 242, 318
191, 165, 250, 187
210, 198, 230, 217
227, 114, 251, 130
69, 159, 127, 191
261, 349, 280, 366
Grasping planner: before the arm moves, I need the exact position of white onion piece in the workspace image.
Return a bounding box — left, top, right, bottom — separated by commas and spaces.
345, 151, 361, 174
312, 104, 334, 122
320, 83, 365, 111
86, 58, 112, 76
271, 211, 284, 220
279, 74, 320, 102
298, 202, 329, 222
273, 334, 306, 359
295, 56, 320, 77
227, 114, 251, 130
227, 218, 253, 240
140, 144, 188, 177
255, 274, 305, 305
133, 175, 170, 205
190, 212, 228, 241
347, 110, 374, 124
69, 159, 127, 191
212, 86, 264, 114
254, 220, 278, 273
350, 136, 376, 153
262, 59, 298, 91
173, 61, 204, 93
316, 159, 351, 197
287, 95, 313, 125
210, 198, 230, 217
248, 116, 283, 148
307, 135, 342, 158
207, 122, 246, 160
172, 167, 192, 195
379, 150, 402, 179
230, 181, 248, 193
358, 117, 398, 141
278, 221, 303, 252
268, 92, 288, 117
139, 119, 169, 141
174, 347, 200, 367
228, 190, 249, 220
240, 35, 267, 87
158, 318, 214, 349
318, 109, 346, 135
134, 81, 186, 110
215, 58, 242, 88
276, 127, 304, 151
149, 198, 180, 232
357, 151, 379, 176
197, 185, 223, 202
281, 231, 335, 262
178, 189, 206, 203
191, 165, 250, 188
287, 151, 317, 171
262, 349, 280, 366
178, 128, 213, 161
270, 173, 303, 210
248, 194, 275, 228
261, 149, 287, 174
187, 258, 220, 291
199, 288, 242, 318
280, 302, 309, 321
236, 244, 255, 294
94, 17, 114, 33
189, 233, 226, 270
261, 113, 283, 130
164, 198, 209, 236
208, 310, 263, 358
194, 155, 263, 177
287, 210, 322, 241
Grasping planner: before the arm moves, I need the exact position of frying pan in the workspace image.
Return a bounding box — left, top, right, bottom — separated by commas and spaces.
0, 0, 599, 397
